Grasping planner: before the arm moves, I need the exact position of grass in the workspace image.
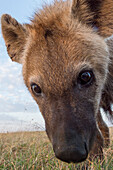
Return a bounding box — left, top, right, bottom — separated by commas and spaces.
0, 131, 112, 170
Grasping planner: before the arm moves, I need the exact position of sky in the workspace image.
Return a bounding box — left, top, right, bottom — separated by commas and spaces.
0, 0, 54, 132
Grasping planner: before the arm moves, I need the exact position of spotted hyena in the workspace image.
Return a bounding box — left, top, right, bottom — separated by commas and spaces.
1, 0, 113, 163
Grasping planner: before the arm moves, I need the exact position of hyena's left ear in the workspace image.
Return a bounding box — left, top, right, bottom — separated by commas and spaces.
71, 0, 113, 38
1, 14, 28, 64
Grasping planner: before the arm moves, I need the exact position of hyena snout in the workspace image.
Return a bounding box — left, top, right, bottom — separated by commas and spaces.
50, 118, 97, 163
45, 99, 98, 163
53, 133, 88, 163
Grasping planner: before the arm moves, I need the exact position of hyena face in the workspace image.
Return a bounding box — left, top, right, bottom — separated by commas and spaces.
22, 22, 108, 163
1, 0, 113, 163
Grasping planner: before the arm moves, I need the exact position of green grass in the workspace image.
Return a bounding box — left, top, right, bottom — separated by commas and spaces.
0, 131, 112, 170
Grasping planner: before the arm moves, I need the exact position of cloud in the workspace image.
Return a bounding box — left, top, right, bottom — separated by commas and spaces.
0, 58, 38, 112
0, 112, 45, 133
0, 56, 45, 131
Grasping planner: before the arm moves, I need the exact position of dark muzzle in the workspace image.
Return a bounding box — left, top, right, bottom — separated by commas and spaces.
53, 130, 89, 163
54, 142, 88, 163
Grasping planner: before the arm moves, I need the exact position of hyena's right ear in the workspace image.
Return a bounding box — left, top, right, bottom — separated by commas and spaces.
1, 14, 28, 64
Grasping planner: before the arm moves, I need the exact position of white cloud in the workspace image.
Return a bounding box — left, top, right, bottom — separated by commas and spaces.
0, 94, 3, 98
0, 59, 38, 112
8, 85, 14, 90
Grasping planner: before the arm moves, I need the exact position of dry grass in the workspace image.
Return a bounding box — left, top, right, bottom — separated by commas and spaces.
0, 131, 112, 170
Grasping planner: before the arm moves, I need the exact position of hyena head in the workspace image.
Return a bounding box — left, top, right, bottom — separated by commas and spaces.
1, 0, 113, 163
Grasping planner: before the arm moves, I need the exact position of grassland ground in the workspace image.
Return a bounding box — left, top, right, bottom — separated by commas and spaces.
0, 130, 113, 170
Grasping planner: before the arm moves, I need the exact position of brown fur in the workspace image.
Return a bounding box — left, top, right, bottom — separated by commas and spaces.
1, 0, 113, 163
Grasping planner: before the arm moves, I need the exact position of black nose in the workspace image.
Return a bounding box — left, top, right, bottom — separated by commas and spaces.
55, 142, 88, 163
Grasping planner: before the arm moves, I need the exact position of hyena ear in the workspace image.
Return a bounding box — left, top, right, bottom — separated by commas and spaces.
1, 14, 28, 64
71, 0, 113, 38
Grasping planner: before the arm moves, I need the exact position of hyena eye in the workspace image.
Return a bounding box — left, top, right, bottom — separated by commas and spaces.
31, 83, 42, 96
78, 71, 94, 86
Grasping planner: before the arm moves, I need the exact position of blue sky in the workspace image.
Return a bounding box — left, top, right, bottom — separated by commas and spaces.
0, 0, 53, 131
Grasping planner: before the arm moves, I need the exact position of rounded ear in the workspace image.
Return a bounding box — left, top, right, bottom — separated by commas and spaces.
1, 14, 28, 64
71, 0, 113, 38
